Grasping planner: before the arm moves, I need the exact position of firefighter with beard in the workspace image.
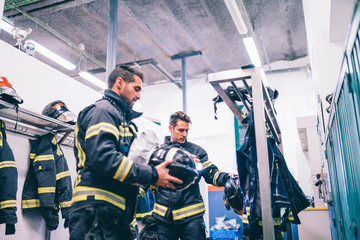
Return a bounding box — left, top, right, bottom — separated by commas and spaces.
69, 66, 182, 240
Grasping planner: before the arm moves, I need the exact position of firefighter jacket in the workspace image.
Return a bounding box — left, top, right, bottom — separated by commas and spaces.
0, 120, 18, 235
152, 137, 229, 225
21, 133, 73, 225
236, 110, 310, 239
71, 89, 158, 223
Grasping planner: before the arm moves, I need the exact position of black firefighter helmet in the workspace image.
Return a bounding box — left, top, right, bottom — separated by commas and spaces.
42, 100, 77, 124
223, 176, 244, 215
149, 146, 199, 191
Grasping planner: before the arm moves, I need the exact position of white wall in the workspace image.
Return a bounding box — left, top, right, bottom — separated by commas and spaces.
0, 39, 102, 239
267, 70, 316, 196
302, 0, 356, 130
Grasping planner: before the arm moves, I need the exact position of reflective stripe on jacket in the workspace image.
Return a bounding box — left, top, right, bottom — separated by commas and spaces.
152, 137, 229, 224
72, 89, 158, 223
21, 133, 73, 219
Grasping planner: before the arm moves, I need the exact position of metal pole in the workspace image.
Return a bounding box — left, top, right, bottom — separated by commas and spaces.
181, 57, 187, 113
252, 69, 275, 239
171, 51, 202, 114
106, 0, 118, 80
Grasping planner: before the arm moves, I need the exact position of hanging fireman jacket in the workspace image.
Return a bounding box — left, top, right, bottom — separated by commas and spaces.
0, 120, 18, 235
236, 110, 310, 239
22, 133, 73, 231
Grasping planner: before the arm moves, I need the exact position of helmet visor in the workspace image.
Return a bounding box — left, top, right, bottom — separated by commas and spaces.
56, 111, 77, 124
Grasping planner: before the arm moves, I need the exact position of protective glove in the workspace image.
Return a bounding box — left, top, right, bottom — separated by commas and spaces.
41, 207, 59, 231
64, 218, 69, 228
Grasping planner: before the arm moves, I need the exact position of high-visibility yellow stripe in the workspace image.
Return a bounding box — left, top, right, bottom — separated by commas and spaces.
51, 136, 58, 145
34, 155, 54, 162
38, 187, 56, 194
139, 188, 146, 198
202, 160, 213, 169
22, 199, 40, 209
30, 153, 36, 159
56, 144, 63, 156
74, 125, 86, 168
72, 186, 126, 210
56, 171, 71, 180
85, 122, 119, 141
153, 203, 167, 217
173, 202, 205, 220
0, 200, 16, 209
119, 126, 133, 137
60, 201, 72, 208
212, 171, 220, 186
129, 124, 137, 134
0, 161, 17, 169
136, 211, 153, 218
113, 156, 133, 182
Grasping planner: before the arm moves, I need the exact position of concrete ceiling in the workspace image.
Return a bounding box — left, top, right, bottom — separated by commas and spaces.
1, 0, 308, 90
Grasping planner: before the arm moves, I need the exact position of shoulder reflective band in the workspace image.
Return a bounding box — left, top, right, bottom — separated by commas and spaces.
172, 202, 205, 220
85, 122, 120, 141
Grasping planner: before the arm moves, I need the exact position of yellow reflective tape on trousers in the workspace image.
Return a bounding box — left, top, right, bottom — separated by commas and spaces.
30, 153, 36, 159
113, 156, 133, 182
22, 199, 41, 209
85, 122, 120, 141
202, 160, 213, 169
34, 154, 55, 162
60, 201, 72, 208
136, 211, 153, 219
153, 203, 167, 217
72, 186, 126, 210
56, 171, 71, 180
75, 125, 86, 168
0, 161, 17, 169
212, 171, 220, 186
38, 187, 56, 194
172, 202, 205, 221
0, 200, 16, 209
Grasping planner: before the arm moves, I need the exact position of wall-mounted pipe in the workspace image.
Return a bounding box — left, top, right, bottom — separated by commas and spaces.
12, 4, 106, 69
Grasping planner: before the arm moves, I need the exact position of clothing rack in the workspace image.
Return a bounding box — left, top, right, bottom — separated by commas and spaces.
0, 99, 74, 147
208, 67, 282, 240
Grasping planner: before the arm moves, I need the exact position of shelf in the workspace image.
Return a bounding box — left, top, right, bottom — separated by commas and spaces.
208, 68, 281, 144
0, 99, 75, 146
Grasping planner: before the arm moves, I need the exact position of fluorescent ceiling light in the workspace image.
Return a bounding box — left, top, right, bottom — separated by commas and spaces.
79, 71, 107, 89
243, 37, 262, 67
1, 19, 14, 34
224, 0, 248, 35
25, 40, 76, 70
